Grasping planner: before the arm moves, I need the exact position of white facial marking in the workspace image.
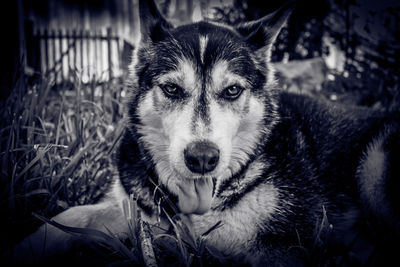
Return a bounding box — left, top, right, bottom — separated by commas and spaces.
199, 35, 209, 64
156, 59, 197, 93
211, 60, 248, 93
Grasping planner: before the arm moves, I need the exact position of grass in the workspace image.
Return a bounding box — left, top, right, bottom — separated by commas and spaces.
0, 69, 124, 255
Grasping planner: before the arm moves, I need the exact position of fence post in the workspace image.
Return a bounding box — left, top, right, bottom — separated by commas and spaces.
51, 29, 57, 79
97, 29, 103, 81
59, 29, 64, 83
43, 28, 49, 74
116, 36, 121, 78
72, 29, 77, 75
86, 29, 91, 81
93, 29, 98, 81
107, 27, 113, 80
66, 28, 71, 78
80, 29, 84, 80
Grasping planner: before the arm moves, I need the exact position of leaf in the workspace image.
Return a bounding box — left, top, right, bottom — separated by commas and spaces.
24, 188, 50, 197
33, 213, 136, 260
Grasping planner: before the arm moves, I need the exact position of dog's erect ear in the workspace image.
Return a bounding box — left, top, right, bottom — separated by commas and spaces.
235, 1, 295, 60
139, 0, 173, 43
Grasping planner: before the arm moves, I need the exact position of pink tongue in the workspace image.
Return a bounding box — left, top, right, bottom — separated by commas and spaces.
177, 177, 213, 214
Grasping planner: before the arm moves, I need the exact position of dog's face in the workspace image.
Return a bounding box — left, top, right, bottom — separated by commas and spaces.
128, 0, 292, 214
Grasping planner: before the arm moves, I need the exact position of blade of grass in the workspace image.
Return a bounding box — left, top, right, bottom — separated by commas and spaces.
163, 208, 189, 266
54, 98, 64, 155
123, 195, 138, 248
15, 144, 53, 182
58, 140, 95, 178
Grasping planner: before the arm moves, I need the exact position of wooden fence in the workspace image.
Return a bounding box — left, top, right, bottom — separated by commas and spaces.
26, 22, 128, 84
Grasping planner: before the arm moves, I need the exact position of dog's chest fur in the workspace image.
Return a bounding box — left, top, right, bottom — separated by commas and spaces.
189, 159, 278, 256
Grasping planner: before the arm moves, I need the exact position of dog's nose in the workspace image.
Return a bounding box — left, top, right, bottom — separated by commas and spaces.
184, 141, 220, 174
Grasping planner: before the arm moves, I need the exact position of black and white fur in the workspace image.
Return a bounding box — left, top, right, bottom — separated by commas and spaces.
10, 0, 400, 265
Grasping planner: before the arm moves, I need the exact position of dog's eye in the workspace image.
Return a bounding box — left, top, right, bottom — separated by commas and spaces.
160, 83, 184, 99
221, 85, 244, 100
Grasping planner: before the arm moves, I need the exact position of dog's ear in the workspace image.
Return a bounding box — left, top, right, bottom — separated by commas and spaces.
235, 1, 295, 60
138, 0, 173, 43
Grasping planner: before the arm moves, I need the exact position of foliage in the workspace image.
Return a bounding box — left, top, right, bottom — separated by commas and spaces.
0, 71, 125, 251
212, 0, 400, 108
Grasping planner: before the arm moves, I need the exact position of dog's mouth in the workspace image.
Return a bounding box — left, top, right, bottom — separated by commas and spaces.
176, 177, 214, 214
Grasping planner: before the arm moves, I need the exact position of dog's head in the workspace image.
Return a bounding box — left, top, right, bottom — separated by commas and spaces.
127, 0, 293, 214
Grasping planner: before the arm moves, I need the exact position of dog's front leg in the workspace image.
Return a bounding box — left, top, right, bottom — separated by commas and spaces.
8, 200, 128, 264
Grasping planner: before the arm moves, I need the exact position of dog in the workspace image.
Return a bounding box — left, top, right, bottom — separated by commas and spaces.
10, 0, 400, 265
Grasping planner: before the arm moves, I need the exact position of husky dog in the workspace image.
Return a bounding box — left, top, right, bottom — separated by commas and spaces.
11, 0, 400, 265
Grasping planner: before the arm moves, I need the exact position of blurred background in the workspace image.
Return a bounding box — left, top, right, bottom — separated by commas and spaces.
1, 0, 399, 106
0, 0, 399, 264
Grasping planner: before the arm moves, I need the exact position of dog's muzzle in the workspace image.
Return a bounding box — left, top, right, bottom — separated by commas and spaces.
176, 141, 219, 214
